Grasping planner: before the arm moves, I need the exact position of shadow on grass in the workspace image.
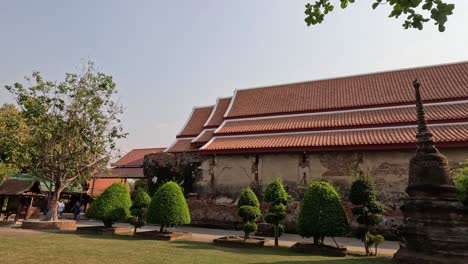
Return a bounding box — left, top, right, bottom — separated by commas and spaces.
252, 259, 391, 264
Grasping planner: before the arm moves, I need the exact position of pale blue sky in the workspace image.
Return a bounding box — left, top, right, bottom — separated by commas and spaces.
1, 1, 467, 154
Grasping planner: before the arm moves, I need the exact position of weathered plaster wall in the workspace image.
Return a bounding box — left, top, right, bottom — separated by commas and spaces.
191, 148, 468, 237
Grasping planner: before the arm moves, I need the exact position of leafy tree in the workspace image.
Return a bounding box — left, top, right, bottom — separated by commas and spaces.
5, 61, 126, 221
297, 181, 350, 245
131, 179, 148, 198
129, 189, 151, 235
305, 0, 454, 32
86, 183, 132, 228
451, 160, 468, 206
0, 104, 30, 180
237, 187, 261, 239
147, 181, 190, 232
263, 179, 288, 247
349, 172, 384, 255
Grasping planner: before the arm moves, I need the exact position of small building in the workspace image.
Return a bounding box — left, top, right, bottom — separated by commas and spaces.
0, 177, 46, 221
88, 148, 165, 197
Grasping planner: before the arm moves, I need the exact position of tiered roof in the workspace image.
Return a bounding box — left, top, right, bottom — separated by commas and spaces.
166, 62, 468, 154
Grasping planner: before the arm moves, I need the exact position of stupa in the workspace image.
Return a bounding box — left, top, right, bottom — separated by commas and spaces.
393, 80, 468, 263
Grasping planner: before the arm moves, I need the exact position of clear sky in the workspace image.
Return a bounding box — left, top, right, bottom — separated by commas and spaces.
1, 1, 467, 155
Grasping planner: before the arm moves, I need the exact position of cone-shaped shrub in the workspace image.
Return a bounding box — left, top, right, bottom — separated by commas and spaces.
129, 189, 151, 234
147, 181, 190, 232
263, 179, 288, 247
349, 173, 384, 255
237, 187, 261, 239
297, 181, 350, 244
86, 183, 132, 228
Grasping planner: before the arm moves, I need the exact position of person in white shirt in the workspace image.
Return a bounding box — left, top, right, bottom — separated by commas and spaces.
57, 200, 65, 219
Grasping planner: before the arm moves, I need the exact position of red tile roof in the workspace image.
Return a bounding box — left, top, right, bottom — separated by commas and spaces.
216, 102, 468, 135
204, 97, 232, 128
165, 138, 199, 153
226, 62, 468, 118
201, 124, 468, 153
113, 148, 165, 167
177, 106, 214, 138
192, 129, 215, 144
88, 178, 127, 197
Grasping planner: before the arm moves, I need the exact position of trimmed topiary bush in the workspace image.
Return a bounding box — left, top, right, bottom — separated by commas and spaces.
129, 189, 151, 235
86, 183, 132, 228
237, 187, 261, 239
349, 172, 384, 256
147, 181, 190, 232
263, 179, 288, 247
297, 181, 350, 245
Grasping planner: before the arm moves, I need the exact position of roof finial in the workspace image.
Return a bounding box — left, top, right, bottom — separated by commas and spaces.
413, 79, 436, 153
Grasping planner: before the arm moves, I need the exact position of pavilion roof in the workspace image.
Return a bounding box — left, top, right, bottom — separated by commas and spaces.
112, 148, 165, 167
0, 178, 41, 195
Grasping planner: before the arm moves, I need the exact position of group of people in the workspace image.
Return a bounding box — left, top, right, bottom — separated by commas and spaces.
57, 200, 81, 220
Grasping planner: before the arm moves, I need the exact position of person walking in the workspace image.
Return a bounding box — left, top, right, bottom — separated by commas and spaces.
57, 200, 65, 219
73, 202, 81, 220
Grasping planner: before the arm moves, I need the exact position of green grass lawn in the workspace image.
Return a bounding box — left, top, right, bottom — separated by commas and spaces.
0, 231, 391, 264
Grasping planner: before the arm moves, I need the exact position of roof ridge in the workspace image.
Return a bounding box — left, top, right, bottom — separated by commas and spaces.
234, 60, 468, 92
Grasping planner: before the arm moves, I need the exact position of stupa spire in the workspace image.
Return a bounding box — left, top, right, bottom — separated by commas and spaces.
412, 79, 436, 153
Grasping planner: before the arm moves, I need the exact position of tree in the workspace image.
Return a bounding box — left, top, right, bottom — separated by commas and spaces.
451, 160, 468, 206
297, 181, 350, 245
129, 189, 151, 235
147, 181, 191, 232
0, 104, 30, 180
5, 61, 126, 221
263, 179, 288, 247
237, 187, 261, 240
305, 0, 455, 32
349, 172, 384, 256
86, 183, 132, 228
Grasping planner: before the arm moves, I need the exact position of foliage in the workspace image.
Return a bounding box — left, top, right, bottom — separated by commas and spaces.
304, 0, 454, 32
237, 187, 261, 239
86, 183, 132, 228
0, 104, 30, 180
451, 160, 468, 206
147, 181, 190, 232
131, 179, 149, 198
349, 172, 384, 256
4, 61, 126, 220
129, 189, 151, 234
263, 179, 288, 247
297, 181, 350, 245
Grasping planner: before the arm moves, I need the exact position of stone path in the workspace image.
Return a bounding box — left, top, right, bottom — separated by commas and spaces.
77, 219, 399, 256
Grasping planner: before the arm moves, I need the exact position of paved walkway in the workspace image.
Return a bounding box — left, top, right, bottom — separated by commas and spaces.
76, 219, 398, 256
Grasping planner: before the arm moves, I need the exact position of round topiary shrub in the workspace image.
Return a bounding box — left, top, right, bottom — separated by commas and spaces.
86, 183, 132, 228
297, 181, 350, 245
129, 189, 151, 234
147, 181, 190, 232
237, 187, 261, 239
263, 179, 288, 247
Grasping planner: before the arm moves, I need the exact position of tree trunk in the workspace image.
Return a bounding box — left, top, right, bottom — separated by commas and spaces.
274, 225, 279, 247
159, 224, 165, 233
313, 236, 319, 245
44, 189, 61, 221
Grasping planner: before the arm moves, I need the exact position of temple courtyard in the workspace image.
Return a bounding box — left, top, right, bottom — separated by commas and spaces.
0, 225, 392, 264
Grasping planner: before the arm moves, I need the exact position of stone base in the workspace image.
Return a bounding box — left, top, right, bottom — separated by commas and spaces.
76, 226, 133, 235
393, 247, 467, 264
213, 236, 267, 249
290, 242, 347, 257
135, 230, 192, 241
21, 220, 76, 231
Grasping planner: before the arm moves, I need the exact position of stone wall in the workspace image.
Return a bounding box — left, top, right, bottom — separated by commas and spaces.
189, 148, 468, 238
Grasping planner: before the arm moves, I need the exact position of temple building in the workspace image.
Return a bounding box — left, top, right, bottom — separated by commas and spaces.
164, 62, 468, 233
